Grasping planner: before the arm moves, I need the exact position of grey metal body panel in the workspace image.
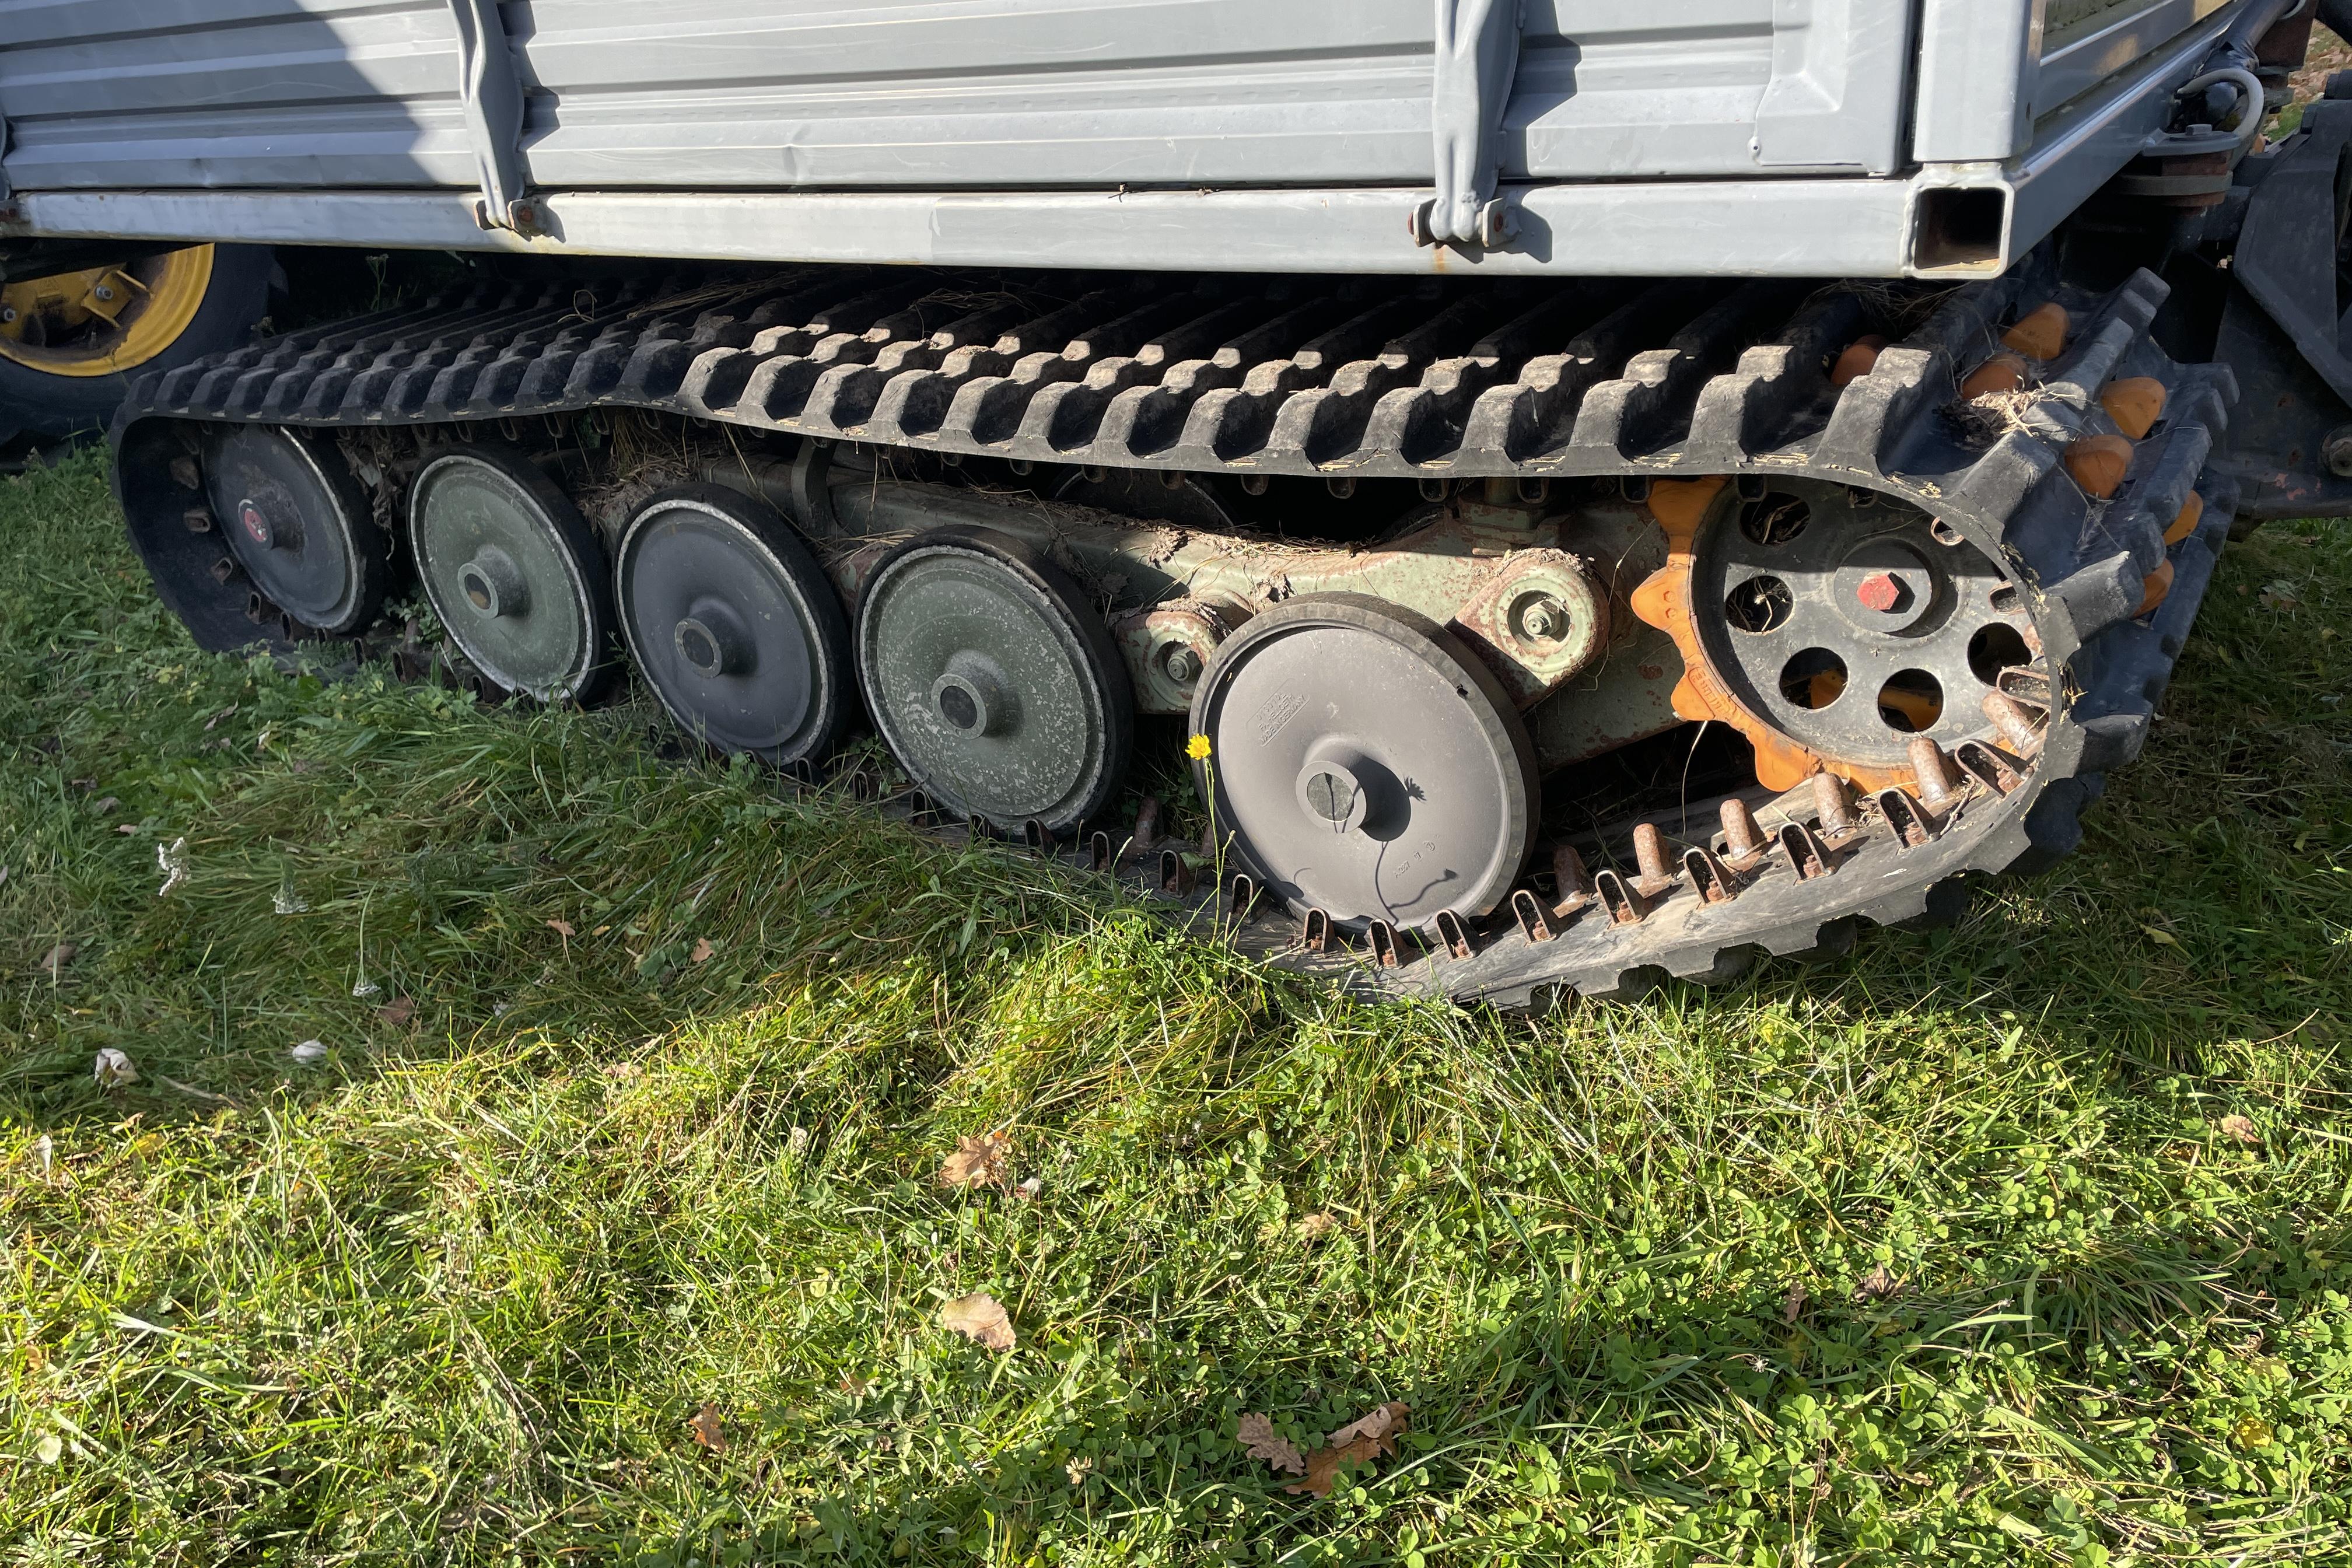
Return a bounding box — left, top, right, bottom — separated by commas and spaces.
0, 0, 2267, 278
2, 0, 1913, 197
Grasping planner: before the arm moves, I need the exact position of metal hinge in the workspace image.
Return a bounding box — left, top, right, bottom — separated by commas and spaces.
448, 0, 530, 232
1414, 0, 1523, 251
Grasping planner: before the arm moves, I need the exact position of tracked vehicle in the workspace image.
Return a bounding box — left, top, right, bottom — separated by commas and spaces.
8, 0, 2352, 1005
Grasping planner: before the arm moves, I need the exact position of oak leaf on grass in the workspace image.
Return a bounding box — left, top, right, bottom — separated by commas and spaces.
940, 1129, 1012, 1189
938, 1292, 1016, 1352
1286, 1401, 1409, 1497
1236, 1413, 1306, 1475
687, 1404, 725, 1452
2220, 1113, 2263, 1147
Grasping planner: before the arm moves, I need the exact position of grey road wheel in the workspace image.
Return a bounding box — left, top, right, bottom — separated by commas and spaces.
409, 444, 617, 703
201, 423, 389, 635
1189, 592, 1538, 934
856, 525, 1132, 834
617, 484, 852, 766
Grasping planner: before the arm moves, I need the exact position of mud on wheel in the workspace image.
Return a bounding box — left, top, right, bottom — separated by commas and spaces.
106, 251, 2238, 1007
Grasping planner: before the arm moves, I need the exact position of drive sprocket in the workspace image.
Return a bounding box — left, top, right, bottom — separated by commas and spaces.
1629, 477, 2043, 796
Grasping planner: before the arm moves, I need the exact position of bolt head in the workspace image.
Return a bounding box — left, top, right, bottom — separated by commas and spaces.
1, 307, 15, 323
1164, 646, 1202, 684
93, 286, 114, 301
2323, 426, 2352, 479
1854, 572, 1908, 614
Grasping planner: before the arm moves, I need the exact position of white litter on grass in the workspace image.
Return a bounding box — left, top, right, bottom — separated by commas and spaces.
92, 1049, 138, 1088
351, 977, 381, 999
788, 1126, 811, 1154
273, 886, 310, 915
156, 838, 190, 896
290, 1040, 329, 1065
34, 1134, 53, 1174
34, 1434, 62, 1465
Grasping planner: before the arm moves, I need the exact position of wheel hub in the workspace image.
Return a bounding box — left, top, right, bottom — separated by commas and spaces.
929, 660, 1005, 736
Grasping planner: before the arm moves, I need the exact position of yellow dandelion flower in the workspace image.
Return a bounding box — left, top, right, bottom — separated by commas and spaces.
1186, 733, 1213, 761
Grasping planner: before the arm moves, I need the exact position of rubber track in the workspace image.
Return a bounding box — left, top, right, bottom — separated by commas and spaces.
110, 261, 2240, 1006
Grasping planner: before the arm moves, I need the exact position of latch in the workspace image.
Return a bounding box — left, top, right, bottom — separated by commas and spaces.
1413, 0, 1524, 251
448, 0, 531, 233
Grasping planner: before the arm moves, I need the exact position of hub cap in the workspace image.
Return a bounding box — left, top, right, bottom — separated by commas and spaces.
409, 446, 615, 702
857, 527, 1132, 832
1191, 593, 1538, 932
617, 485, 851, 765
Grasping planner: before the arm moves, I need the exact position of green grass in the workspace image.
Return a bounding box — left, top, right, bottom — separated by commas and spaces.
5, 444, 2352, 1566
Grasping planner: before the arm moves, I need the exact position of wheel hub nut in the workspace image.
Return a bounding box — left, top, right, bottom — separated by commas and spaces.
1854, 571, 1909, 613
1163, 645, 1201, 683
1518, 596, 1566, 641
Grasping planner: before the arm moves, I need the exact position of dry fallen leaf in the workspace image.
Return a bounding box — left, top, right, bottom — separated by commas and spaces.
2220, 1113, 2263, 1147
687, 1403, 725, 1451
1297, 1212, 1337, 1242
1237, 1413, 1306, 1476
1782, 1281, 1807, 1324
1286, 1401, 1409, 1497
545, 918, 576, 939
938, 1292, 1016, 1352
1853, 1264, 1903, 1303
691, 937, 716, 964
2258, 579, 2302, 612
940, 1129, 1013, 1189
377, 996, 415, 1027
40, 942, 78, 978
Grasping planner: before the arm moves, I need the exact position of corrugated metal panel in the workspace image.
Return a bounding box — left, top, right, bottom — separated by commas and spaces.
505, 0, 1435, 188
508, 0, 1910, 190
0, 0, 1917, 198
0, 0, 473, 191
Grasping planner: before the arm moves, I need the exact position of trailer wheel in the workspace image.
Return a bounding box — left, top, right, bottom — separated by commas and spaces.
0, 244, 274, 444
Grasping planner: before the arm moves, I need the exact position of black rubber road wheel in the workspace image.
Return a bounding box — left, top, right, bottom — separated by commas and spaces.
201, 424, 391, 636
856, 525, 1132, 834
409, 444, 619, 704
617, 484, 853, 766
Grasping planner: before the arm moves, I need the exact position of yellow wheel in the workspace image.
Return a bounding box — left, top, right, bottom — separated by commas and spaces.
0, 246, 216, 377
0, 243, 275, 446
